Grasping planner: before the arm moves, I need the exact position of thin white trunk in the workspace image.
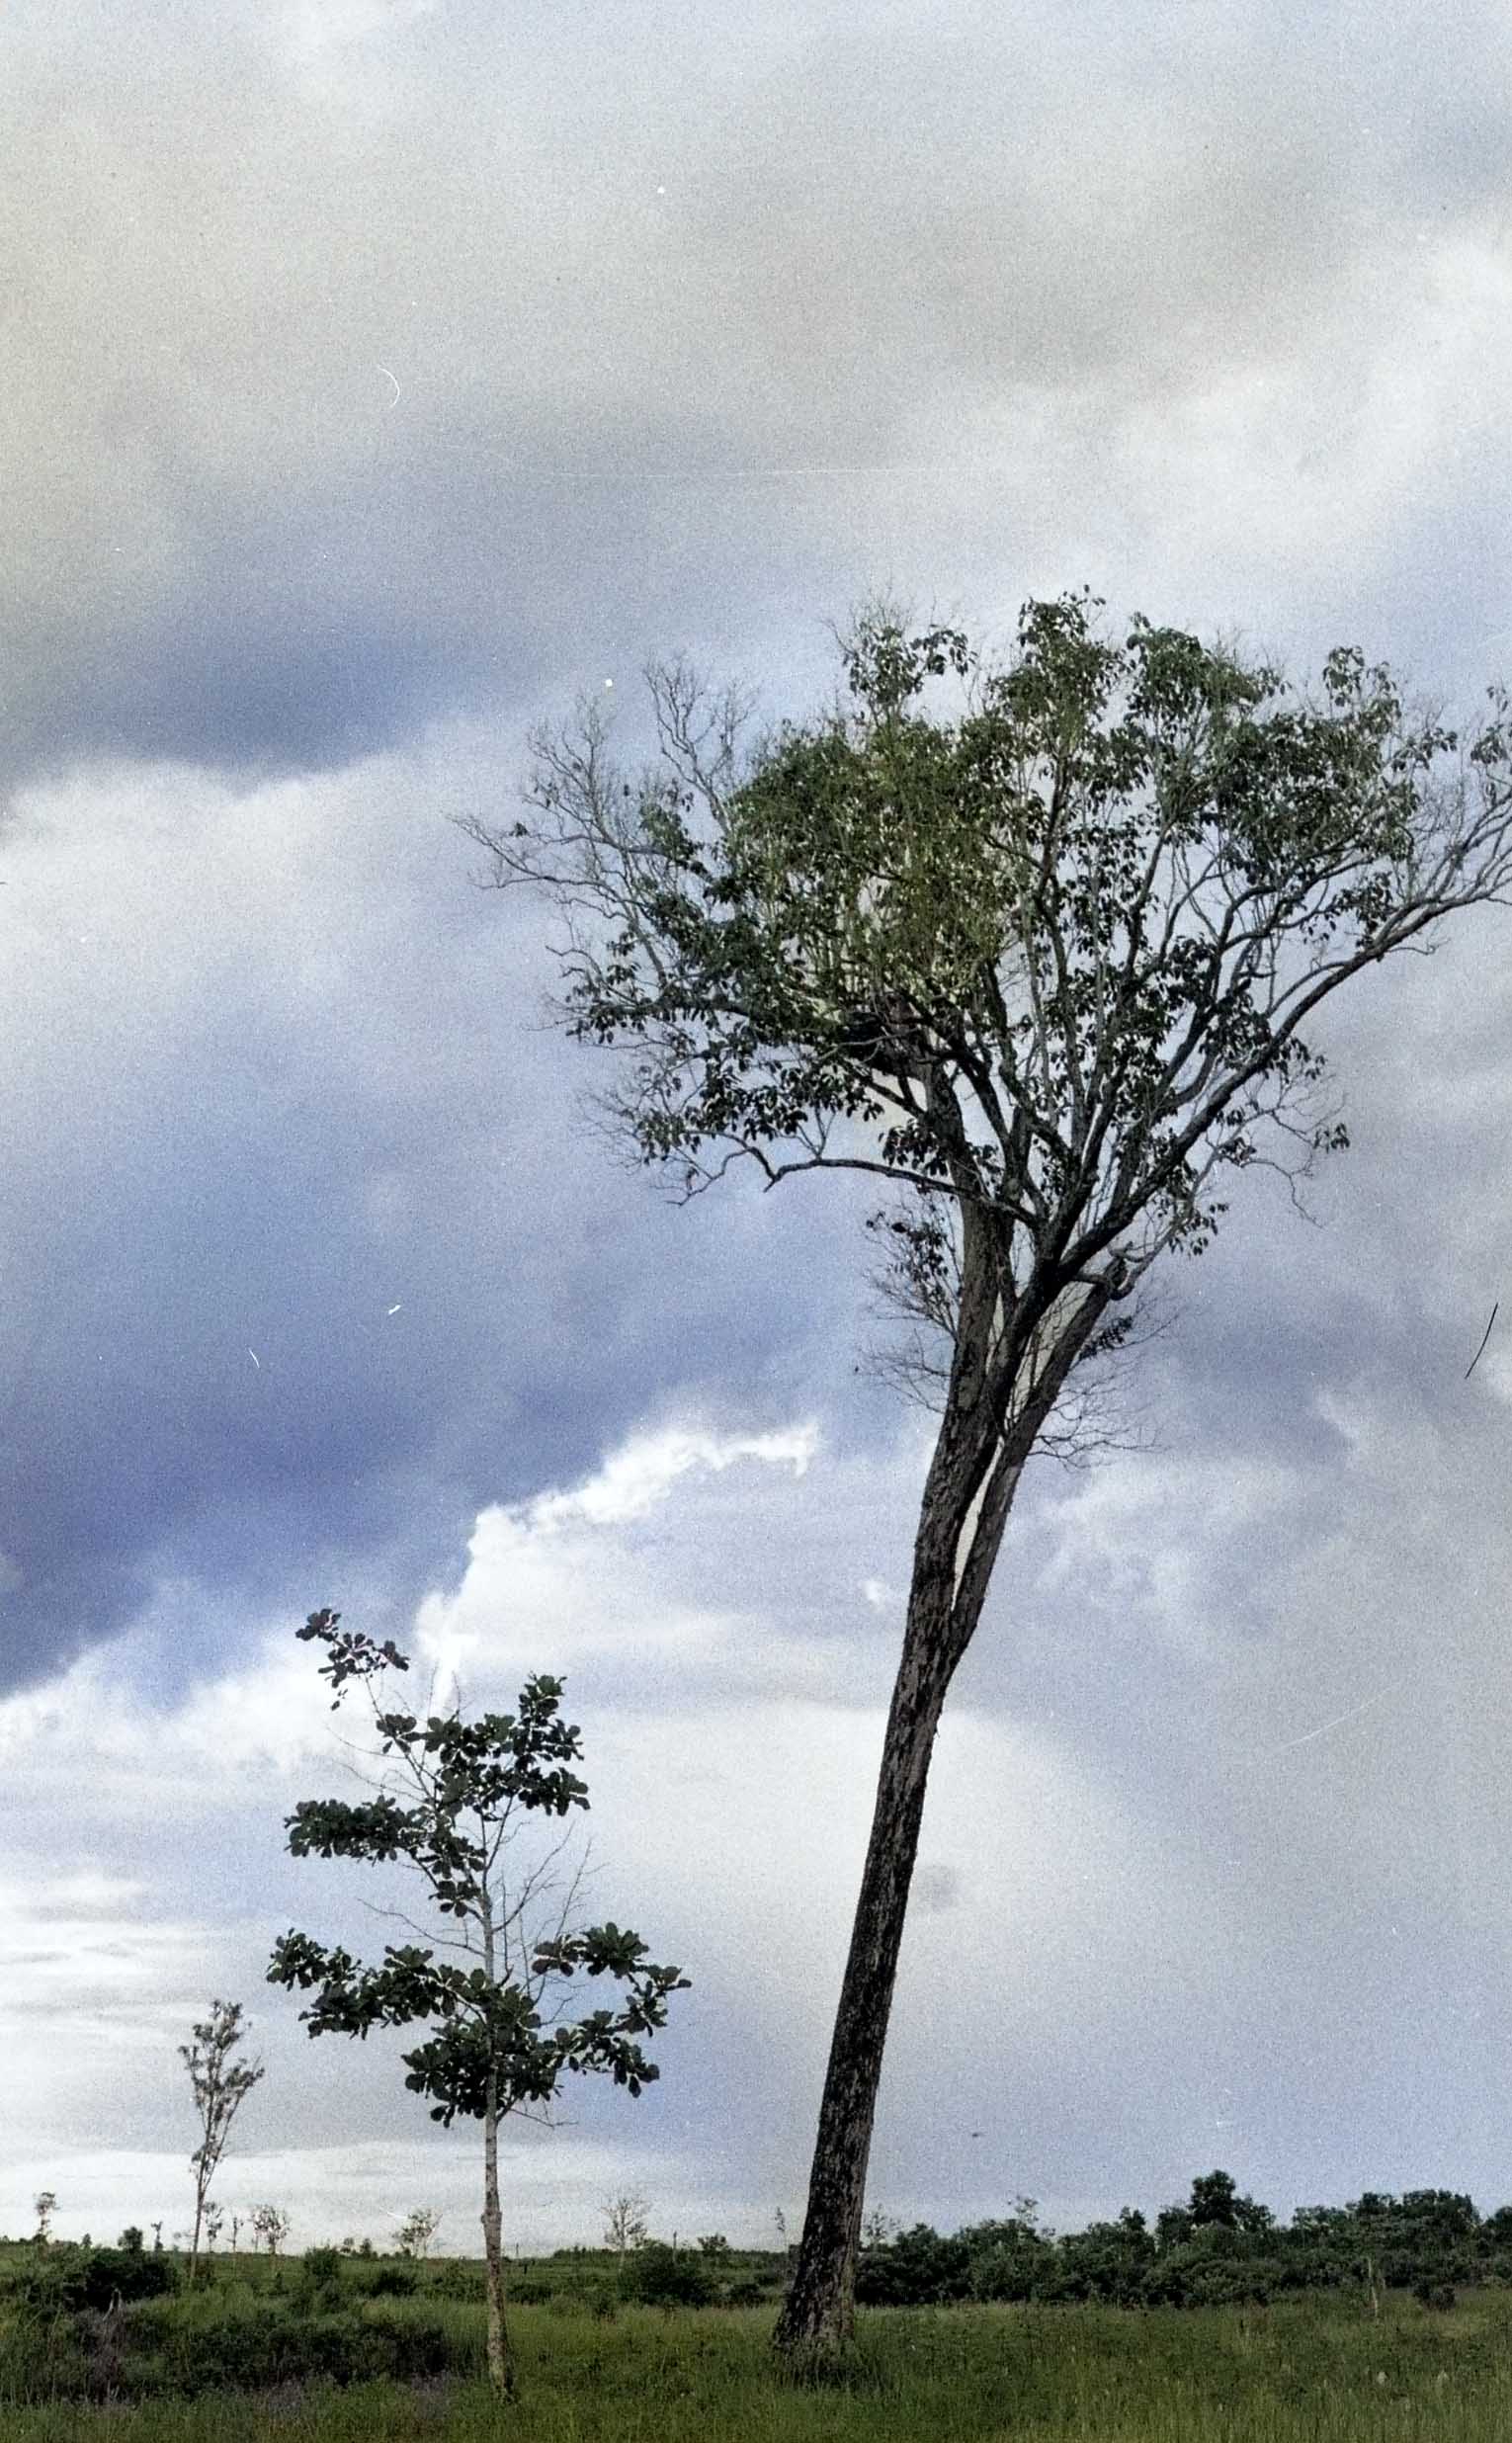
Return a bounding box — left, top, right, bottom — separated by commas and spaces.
479, 1879, 514, 2399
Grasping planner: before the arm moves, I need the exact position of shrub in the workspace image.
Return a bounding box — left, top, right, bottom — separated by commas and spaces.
1414, 2277, 1458, 2312
855, 2224, 971, 2307
965, 2220, 1058, 2305
427, 2259, 485, 2302
0, 2310, 92, 2404
360, 2260, 418, 2298
16, 2245, 177, 2315
622, 2242, 715, 2308
294, 2246, 344, 2310
123, 2301, 449, 2394
1144, 2244, 1283, 2308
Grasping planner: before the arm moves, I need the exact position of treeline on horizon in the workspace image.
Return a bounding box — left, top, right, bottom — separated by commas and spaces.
857, 2171, 1511, 2310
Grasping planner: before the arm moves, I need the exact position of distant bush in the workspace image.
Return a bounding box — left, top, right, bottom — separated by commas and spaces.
123, 2302, 449, 2394
622, 2242, 715, 2308
856, 2225, 971, 2307
16, 2245, 178, 2315
427, 2259, 484, 2302
963, 2216, 1059, 2305
359, 2260, 418, 2298
1414, 2278, 1458, 2312
1145, 2245, 1283, 2308
294, 2246, 344, 2310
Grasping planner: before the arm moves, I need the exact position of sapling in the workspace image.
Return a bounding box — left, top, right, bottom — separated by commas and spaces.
269, 1608, 689, 2399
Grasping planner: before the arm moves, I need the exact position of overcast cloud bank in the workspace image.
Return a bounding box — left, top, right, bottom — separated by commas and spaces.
7, 0, 1512, 2247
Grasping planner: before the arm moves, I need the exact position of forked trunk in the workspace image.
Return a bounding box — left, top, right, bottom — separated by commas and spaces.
773, 1265, 1112, 2372
772, 1587, 959, 2371
481, 2080, 515, 2399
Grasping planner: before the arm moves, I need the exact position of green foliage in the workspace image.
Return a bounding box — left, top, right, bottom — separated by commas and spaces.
13, 2243, 178, 2315
180, 1999, 264, 2278
394, 2207, 442, 2259
481, 599, 1512, 1276
1050, 2213, 1155, 2308
1414, 2276, 1458, 2311
10, 2285, 1512, 2432
359, 2260, 418, 2299
622, 2242, 716, 2308
294, 2245, 344, 2309
845, 2175, 1509, 2314
855, 2224, 972, 2306
121, 2299, 448, 2395
268, 1612, 688, 2129
425, 2259, 485, 2302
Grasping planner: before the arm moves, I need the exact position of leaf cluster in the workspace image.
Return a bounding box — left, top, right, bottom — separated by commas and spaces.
268, 1613, 688, 2127
465, 592, 1512, 1309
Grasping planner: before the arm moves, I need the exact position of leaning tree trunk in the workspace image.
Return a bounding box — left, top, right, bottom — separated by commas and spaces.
771, 1242, 1114, 2374
772, 1580, 961, 2370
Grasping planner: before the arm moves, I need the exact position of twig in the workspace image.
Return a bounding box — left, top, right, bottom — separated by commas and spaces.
1466, 1301, 1499, 1380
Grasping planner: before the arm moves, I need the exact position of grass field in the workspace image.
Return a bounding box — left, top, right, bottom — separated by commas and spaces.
7, 2288, 1512, 2442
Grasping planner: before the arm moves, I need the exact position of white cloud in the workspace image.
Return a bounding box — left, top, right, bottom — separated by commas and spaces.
413, 1419, 824, 1691
0, 1412, 1223, 2241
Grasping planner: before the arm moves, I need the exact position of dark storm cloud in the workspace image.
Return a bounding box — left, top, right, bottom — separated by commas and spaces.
11, 0, 1512, 2244
7, 0, 1512, 781
0, 745, 870, 1692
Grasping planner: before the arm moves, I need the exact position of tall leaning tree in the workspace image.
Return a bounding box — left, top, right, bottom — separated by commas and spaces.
461, 595, 1512, 2367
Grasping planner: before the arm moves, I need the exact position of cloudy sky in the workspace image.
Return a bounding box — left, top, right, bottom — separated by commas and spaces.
6, 0, 1512, 2255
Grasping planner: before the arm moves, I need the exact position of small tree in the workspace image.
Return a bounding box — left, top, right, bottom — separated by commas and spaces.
603, 2191, 649, 2259
181, 2000, 264, 2285
468, 597, 1512, 2364
395, 2206, 443, 2259
33, 2192, 56, 2246
268, 1608, 689, 2399
249, 2203, 291, 2258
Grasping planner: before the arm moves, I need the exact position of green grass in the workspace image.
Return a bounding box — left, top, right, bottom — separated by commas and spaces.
7, 2290, 1512, 2441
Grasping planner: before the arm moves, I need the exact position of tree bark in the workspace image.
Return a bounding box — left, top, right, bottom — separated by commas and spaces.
772, 1582, 959, 2370
478, 1876, 516, 2400
481, 2073, 515, 2398
771, 1259, 1115, 2375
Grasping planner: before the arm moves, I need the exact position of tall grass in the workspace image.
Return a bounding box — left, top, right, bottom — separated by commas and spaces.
7, 2291, 1512, 2440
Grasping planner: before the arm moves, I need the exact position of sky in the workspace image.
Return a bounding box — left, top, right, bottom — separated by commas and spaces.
5, 0, 1512, 2256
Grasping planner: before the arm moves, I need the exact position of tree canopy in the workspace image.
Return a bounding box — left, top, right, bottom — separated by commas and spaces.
464, 593, 1512, 2366
268, 1608, 688, 2393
